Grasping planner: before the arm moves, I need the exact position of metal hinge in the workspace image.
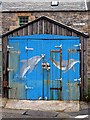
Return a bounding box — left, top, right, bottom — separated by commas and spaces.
25, 46, 34, 51
55, 44, 62, 48
7, 68, 14, 72
25, 85, 33, 90
7, 45, 14, 51
55, 78, 62, 81
74, 78, 81, 82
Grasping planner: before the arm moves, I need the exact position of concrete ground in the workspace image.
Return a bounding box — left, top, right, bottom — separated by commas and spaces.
1, 108, 72, 118
0, 98, 90, 119
1, 107, 89, 119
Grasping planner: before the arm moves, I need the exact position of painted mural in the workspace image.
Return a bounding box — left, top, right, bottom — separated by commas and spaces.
8, 34, 81, 100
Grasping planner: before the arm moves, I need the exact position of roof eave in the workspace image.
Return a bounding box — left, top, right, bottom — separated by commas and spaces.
1, 9, 88, 13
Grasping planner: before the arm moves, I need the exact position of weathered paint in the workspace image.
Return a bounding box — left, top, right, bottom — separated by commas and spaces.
8, 34, 80, 100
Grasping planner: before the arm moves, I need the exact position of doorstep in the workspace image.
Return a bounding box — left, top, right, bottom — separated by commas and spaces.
4, 99, 80, 112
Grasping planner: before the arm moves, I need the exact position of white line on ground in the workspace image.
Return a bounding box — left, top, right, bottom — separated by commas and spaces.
75, 115, 88, 118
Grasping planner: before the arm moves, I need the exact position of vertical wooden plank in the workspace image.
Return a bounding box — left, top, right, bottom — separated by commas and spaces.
47, 21, 50, 34
9, 34, 13, 37
80, 36, 84, 100
16, 31, 18, 36
83, 37, 88, 94
38, 21, 39, 34
2, 36, 8, 97
32, 23, 34, 35
32, 23, 34, 34
52, 24, 54, 34
31, 24, 33, 35
65, 29, 71, 36
54, 25, 57, 35
49, 22, 52, 34
67, 30, 72, 36
71, 32, 78, 37
58, 26, 62, 35
18, 29, 23, 36
63, 29, 66, 36
87, 38, 90, 77
34, 22, 37, 34
44, 20, 46, 34
56, 26, 60, 35
22, 29, 24, 36
61, 28, 65, 36
42, 20, 44, 34
28, 25, 32, 35
39, 20, 43, 34
32, 22, 37, 34
45, 20, 49, 34
28, 25, 30, 35
12, 31, 18, 36
23, 27, 28, 35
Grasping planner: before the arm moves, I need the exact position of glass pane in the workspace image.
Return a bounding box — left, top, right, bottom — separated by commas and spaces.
19, 16, 28, 26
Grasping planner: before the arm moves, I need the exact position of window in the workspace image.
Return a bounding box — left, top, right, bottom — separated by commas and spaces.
18, 16, 29, 26
51, 1, 59, 6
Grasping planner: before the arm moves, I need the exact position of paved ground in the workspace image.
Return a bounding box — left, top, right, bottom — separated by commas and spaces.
0, 107, 89, 119
0, 98, 90, 119
1, 108, 72, 119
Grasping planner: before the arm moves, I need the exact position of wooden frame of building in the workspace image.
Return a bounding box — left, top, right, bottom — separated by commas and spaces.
1, 16, 89, 100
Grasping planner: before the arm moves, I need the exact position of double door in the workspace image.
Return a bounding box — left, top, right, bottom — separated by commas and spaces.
8, 35, 80, 100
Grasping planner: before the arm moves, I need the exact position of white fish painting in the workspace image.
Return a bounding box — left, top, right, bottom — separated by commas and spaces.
20, 55, 44, 77
50, 58, 80, 73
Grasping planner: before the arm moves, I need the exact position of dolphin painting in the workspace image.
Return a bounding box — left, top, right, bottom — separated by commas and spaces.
20, 55, 44, 77
50, 58, 80, 73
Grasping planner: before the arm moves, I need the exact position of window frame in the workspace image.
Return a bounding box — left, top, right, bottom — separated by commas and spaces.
18, 16, 29, 26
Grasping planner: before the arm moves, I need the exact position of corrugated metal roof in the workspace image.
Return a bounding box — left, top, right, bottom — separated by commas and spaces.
1, 1, 87, 11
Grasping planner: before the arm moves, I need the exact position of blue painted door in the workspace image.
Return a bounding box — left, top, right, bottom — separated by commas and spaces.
8, 34, 80, 100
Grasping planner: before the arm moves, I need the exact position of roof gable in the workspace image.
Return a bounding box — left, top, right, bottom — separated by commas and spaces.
2, 16, 89, 38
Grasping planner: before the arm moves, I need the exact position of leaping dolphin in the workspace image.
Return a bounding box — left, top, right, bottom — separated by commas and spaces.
50, 58, 80, 73
20, 55, 44, 77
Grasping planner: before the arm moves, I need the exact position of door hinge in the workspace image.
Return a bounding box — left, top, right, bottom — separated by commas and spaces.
25, 85, 33, 90
7, 68, 14, 72
25, 46, 34, 51
74, 78, 81, 82
7, 45, 14, 49
55, 78, 62, 81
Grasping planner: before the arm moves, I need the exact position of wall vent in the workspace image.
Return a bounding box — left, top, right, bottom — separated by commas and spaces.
51, 1, 59, 6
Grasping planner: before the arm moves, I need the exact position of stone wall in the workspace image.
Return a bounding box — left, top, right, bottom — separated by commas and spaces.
2, 11, 90, 76
2, 12, 89, 34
